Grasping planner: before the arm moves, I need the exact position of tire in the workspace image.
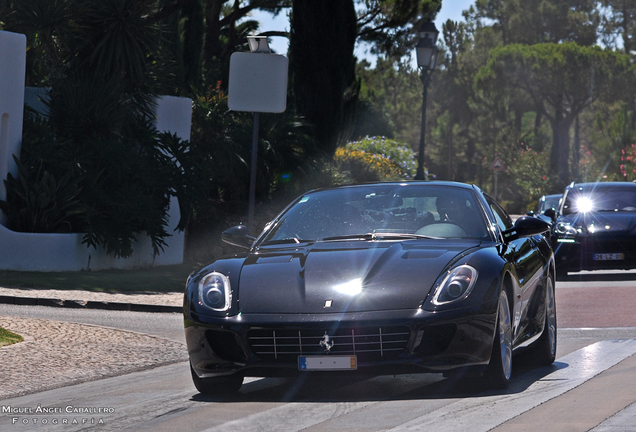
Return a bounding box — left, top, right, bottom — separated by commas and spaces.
190, 364, 243, 396
484, 290, 513, 389
532, 276, 557, 366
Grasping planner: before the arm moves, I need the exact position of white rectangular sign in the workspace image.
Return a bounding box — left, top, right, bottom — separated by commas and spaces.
228, 52, 288, 113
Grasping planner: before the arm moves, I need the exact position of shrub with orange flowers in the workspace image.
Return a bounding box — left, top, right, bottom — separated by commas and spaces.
334, 136, 417, 183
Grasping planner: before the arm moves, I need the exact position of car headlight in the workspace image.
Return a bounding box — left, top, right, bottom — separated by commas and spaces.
554, 222, 578, 236
198, 272, 232, 311
431, 265, 478, 305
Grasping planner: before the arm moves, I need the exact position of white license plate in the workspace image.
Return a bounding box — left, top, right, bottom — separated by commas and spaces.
298, 355, 357, 371
593, 253, 624, 261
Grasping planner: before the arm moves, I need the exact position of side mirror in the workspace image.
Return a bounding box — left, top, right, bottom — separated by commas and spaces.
222, 225, 255, 249
543, 208, 557, 222
526, 210, 535, 217
502, 216, 550, 242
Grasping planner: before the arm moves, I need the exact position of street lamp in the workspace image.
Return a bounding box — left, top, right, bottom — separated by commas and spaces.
414, 19, 439, 180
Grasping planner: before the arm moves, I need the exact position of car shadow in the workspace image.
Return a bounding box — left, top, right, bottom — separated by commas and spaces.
190, 351, 568, 403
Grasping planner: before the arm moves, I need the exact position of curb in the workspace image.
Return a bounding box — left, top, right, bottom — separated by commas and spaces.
0, 295, 182, 313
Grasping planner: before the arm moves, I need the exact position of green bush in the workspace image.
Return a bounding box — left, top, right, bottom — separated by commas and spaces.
0, 155, 85, 233
1, 109, 200, 258
508, 146, 555, 211
334, 136, 417, 182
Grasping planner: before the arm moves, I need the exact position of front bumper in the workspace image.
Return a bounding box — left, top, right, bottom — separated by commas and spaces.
554, 235, 636, 272
185, 306, 497, 379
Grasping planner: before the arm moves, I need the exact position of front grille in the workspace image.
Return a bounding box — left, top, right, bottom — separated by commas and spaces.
247, 326, 410, 363
206, 330, 248, 362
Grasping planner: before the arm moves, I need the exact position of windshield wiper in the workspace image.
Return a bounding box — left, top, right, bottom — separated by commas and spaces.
262, 237, 313, 246
321, 233, 437, 241
321, 234, 375, 241
373, 233, 439, 240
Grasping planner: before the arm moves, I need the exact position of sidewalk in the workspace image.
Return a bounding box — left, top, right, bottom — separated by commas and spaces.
0, 287, 187, 400
0, 287, 182, 312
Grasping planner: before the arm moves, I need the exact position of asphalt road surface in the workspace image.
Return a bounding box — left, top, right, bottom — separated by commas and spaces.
2, 270, 636, 431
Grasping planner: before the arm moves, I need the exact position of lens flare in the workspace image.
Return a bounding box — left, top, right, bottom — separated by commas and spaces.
576, 197, 594, 213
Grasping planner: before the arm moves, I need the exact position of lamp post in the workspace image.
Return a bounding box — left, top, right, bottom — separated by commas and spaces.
414, 19, 439, 180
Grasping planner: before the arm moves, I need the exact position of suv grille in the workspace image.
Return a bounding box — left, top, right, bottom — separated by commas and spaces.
247, 326, 410, 363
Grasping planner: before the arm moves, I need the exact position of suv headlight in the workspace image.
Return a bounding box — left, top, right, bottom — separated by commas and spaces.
198, 272, 232, 311
554, 222, 578, 236
431, 265, 478, 305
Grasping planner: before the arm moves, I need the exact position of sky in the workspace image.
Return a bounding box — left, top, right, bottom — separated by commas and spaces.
251, 0, 476, 66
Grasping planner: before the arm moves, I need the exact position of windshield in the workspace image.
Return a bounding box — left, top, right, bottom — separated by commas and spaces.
540, 195, 561, 213
562, 188, 636, 214
260, 184, 491, 244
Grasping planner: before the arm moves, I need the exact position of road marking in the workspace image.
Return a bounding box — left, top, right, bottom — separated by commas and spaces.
199, 339, 636, 432
390, 339, 636, 432
591, 401, 636, 431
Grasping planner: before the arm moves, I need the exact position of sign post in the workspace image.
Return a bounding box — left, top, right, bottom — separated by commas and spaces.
490, 157, 505, 200
228, 37, 288, 233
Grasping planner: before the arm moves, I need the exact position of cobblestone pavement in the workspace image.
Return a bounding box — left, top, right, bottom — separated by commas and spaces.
0, 289, 186, 400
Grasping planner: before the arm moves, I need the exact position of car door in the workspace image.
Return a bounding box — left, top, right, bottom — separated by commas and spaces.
486, 196, 543, 343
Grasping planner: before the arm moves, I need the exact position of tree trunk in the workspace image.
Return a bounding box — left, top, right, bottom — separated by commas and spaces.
447, 118, 453, 180
573, 114, 580, 181
289, 0, 358, 155
550, 113, 574, 188
203, 0, 224, 74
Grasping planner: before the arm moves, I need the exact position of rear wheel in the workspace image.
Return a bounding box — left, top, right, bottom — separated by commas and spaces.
484, 290, 513, 389
532, 276, 557, 366
190, 364, 243, 396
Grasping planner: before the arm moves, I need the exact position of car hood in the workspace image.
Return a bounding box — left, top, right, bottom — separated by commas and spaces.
561, 212, 636, 234
237, 240, 481, 314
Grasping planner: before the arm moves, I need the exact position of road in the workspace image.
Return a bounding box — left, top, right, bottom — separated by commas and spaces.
2, 271, 636, 431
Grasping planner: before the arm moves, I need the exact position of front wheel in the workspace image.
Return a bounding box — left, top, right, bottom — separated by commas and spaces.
190, 364, 243, 396
484, 290, 513, 389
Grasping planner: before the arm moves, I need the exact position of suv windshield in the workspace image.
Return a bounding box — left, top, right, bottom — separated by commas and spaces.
562, 188, 636, 214
260, 184, 491, 244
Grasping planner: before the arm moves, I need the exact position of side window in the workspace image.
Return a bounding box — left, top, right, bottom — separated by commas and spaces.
486, 196, 513, 232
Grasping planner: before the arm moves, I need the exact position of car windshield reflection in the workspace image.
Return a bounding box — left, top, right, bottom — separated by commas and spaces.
260, 184, 491, 245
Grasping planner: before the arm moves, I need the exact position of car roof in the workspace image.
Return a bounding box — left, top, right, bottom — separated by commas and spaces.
566, 182, 636, 192
304, 181, 479, 195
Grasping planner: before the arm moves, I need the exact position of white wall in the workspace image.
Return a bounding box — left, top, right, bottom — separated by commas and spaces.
0, 31, 192, 271
0, 32, 26, 214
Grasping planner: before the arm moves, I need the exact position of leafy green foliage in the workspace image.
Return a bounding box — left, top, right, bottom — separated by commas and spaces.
5, 107, 201, 258
508, 146, 554, 210
356, 0, 443, 58
335, 136, 417, 182
599, 0, 636, 55
595, 104, 636, 179
476, 42, 636, 187
188, 83, 320, 229
355, 58, 423, 146
464, 0, 599, 46
0, 327, 23, 347
0, 0, 79, 85
0, 156, 85, 233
